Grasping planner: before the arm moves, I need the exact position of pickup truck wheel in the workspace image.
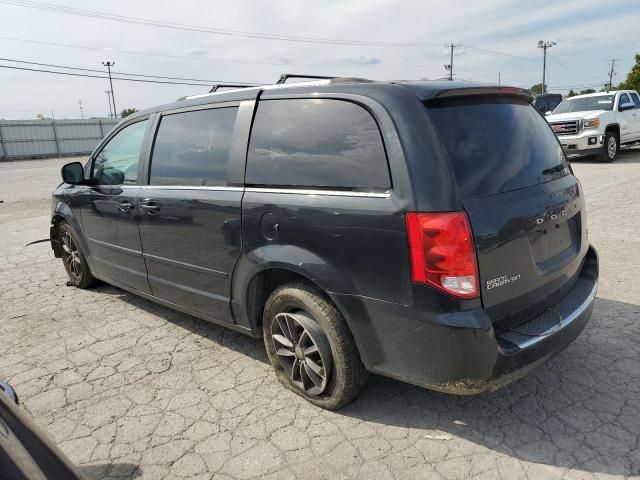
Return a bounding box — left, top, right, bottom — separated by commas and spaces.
263, 282, 368, 410
598, 132, 618, 162
59, 222, 97, 289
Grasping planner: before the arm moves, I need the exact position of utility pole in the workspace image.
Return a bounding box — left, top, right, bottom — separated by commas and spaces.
498, 72, 501, 85
105, 90, 113, 118
102, 61, 117, 118
537, 40, 557, 94
78, 99, 84, 119
444, 43, 459, 81
607, 58, 618, 91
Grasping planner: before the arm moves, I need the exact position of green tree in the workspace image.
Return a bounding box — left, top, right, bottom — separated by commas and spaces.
529, 83, 543, 94
618, 53, 640, 91
120, 108, 138, 118
567, 89, 577, 97
579, 89, 596, 95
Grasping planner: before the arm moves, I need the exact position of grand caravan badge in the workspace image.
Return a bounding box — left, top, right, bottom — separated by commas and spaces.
486, 274, 521, 290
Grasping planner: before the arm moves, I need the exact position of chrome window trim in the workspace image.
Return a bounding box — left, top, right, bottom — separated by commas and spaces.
244, 187, 391, 198
139, 185, 244, 192
106, 185, 390, 197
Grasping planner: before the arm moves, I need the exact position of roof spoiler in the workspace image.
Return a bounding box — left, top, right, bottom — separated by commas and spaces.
429, 86, 534, 103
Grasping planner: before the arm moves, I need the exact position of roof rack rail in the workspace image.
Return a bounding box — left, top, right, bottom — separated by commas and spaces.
276, 74, 336, 84
209, 83, 258, 93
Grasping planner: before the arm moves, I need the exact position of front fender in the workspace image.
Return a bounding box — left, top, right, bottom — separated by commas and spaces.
50, 200, 90, 264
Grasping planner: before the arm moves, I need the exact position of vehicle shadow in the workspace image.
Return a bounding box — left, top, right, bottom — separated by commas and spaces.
93, 284, 269, 365
340, 296, 640, 477
570, 146, 640, 164
77, 462, 141, 479
94, 284, 639, 477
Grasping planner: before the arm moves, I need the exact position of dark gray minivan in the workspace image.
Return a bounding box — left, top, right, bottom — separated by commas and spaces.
51, 78, 598, 409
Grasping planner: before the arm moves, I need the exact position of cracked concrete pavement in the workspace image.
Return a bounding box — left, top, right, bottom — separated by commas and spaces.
1, 150, 639, 480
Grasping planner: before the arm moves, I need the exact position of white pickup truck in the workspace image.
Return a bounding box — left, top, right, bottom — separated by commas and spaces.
545, 90, 640, 162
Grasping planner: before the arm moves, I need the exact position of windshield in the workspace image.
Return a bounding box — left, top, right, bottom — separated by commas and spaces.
553, 95, 614, 114
426, 96, 566, 199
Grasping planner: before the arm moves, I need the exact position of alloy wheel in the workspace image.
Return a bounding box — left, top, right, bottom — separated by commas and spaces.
61, 231, 82, 280
271, 311, 333, 396
608, 136, 617, 159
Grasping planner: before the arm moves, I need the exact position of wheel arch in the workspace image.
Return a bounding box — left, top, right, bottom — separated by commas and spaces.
231, 246, 358, 333
605, 123, 620, 138
50, 202, 91, 264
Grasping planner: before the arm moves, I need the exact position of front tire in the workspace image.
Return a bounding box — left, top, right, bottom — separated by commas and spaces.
58, 222, 97, 289
598, 131, 618, 162
263, 282, 368, 410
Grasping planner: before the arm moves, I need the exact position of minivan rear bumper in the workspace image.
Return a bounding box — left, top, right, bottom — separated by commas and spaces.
333, 245, 598, 394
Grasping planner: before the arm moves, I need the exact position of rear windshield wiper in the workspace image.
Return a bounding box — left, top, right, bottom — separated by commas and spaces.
542, 162, 568, 175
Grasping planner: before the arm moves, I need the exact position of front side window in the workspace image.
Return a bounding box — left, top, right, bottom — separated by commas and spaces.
630, 93, 640, 108
619, 93, 631, 108
246, 99, 390, 189
93, 120, 148, 186
149, 107, 238, 186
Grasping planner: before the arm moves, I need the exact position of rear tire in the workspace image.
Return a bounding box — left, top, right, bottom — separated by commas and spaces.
263, 282, 368, 410
598, 131, 618, 162
58, 222, 97, 289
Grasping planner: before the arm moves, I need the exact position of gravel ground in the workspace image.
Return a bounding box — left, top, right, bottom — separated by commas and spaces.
1, 150, 639, 480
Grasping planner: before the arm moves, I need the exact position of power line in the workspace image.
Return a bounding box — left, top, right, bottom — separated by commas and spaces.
0, 64, 244, 86
0, 35, 443, 70
0, 0, 443, 47
548, 55, 587, 83
464, 46, 535, 61
547, 82, 608, 89
0, 56, 243, 83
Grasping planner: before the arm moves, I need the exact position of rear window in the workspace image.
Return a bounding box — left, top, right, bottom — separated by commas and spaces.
246, 99, 390, 189
150, 107, 238, 186
426, 96, 565, 199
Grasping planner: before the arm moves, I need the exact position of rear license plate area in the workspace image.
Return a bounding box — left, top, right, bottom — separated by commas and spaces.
529, 217, 576, 264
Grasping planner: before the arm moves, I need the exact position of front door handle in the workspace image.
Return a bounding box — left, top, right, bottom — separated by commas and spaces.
140, 201, 159, 214
118, 201, 133, 212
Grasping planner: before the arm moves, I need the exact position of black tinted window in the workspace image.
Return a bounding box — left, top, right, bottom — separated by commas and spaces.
631, 93, 640, 107
246, 99, 390, 188
619, 93, 631, 108
427, 96, 565, 199
150, 107, 238, 186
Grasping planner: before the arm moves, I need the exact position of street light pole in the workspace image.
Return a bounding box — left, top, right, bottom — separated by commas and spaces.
102, 61, 117, 118
537, 40, 557, 95
444, 43, 459, 81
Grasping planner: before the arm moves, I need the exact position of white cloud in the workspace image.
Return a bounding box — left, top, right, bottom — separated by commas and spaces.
0, 0, 638, 118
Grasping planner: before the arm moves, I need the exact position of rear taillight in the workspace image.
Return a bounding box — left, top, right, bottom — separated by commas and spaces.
405, 211, 479, 299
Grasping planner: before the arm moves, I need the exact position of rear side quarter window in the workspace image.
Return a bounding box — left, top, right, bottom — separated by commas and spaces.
246, 99, 390, 189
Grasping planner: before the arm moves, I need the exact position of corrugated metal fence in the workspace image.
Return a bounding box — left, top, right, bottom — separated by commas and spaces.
0, 119, 119, 160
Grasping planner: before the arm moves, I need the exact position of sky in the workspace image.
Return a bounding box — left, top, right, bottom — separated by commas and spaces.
1, 0, 639, 119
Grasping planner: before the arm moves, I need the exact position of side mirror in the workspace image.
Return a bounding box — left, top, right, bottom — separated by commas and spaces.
545, 111, 552, 116
619, 102, 635, 112
61, 162, 85, 184
0, 381, 18, 404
